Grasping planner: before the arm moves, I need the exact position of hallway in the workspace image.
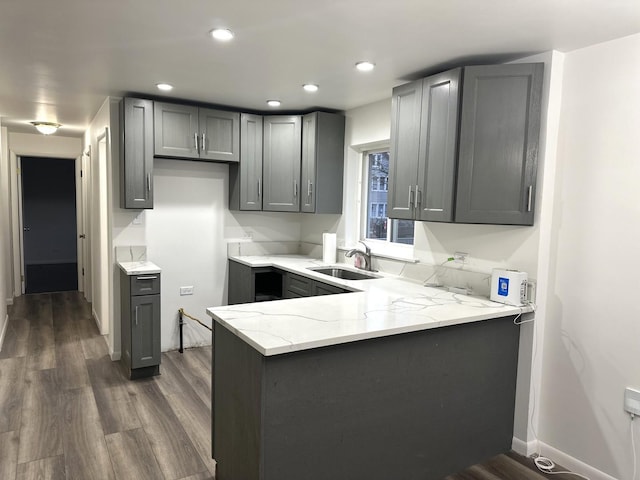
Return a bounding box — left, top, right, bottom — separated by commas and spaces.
0, 292, 215, 479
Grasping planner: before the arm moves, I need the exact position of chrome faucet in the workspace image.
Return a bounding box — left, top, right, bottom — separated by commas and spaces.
345, 241, 373, 271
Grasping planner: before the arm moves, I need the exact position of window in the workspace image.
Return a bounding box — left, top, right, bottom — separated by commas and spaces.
363, 150, 414, 245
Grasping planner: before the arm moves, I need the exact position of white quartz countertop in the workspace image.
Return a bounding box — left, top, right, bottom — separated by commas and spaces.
117, 261, 162, 275
206, 255, 531, 356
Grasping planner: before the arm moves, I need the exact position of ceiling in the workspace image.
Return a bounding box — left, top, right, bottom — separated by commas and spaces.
2, 0, 640, 137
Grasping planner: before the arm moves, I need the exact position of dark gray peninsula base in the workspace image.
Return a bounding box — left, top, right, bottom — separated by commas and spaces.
212, 315, 520, 480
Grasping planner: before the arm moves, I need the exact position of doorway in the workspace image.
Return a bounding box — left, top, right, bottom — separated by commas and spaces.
21, 156, 78, 293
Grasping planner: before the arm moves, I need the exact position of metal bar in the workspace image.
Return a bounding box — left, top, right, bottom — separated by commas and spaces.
407, 185, 414, 208
527, 185, 533, 212
179, 309, 184, 353
136, 275, 157, 280
134, 306, 138, 326
194, 133, 199, 152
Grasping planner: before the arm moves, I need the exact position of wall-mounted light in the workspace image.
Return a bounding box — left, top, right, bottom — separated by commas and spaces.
31, 121, 61, 135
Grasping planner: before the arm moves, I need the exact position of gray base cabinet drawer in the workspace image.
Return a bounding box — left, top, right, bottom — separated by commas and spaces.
285, 273, 313, 298
130, 274, 160, 296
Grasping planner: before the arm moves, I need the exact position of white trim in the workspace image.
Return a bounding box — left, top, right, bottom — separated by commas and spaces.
110, 349, 121, 361
538, 441, 619, 480
6, 298, 13, 306
91, 306, 102, 334
0, 314, 8, 352
350, 139, 390, 153
511, 436, 538, 457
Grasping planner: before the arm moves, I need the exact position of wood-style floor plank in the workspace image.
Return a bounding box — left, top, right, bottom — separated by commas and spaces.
105, 428, 164, 480
61, 386, 115, 480
16, 455, 66, 480
25, 297, 56, 371
0, 430, 19, 480
165, 349, 212, 407
86, 354, 141, 435
17, 369, 62, 464
0, 316, 30, 359
132, 378, 208, 480
0, 357, 26, 432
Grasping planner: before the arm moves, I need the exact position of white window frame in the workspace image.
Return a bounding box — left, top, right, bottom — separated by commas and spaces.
359, 144, 415, 261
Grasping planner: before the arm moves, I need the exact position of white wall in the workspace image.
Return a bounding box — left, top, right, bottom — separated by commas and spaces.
537, 33, 640, 479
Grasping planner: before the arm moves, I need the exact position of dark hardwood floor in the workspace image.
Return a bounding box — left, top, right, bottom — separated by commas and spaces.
0, 292, 577, 480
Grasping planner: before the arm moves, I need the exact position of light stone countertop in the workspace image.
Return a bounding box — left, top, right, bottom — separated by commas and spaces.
117, 261, 162, 275
206, 255, 531, 356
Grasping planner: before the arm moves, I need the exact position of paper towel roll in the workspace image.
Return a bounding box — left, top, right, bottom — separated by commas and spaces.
322, 233, 337, 264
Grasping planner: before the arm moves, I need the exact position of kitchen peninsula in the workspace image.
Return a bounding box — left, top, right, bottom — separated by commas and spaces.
207, 255, 529, 480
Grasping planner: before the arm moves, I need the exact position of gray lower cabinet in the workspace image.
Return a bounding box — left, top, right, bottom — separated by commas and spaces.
229, 113, 263, 211
120, 271, 161, 379
121, 97, 154, 209
262, 115, 302, 212
154, 101, 240, 162
455, 63, 543, 225
301, 112, 345, 214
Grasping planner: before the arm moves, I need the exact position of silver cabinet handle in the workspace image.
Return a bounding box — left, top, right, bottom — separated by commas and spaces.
194, 133, 199, 152
136, 276, 157, 280
307, 180, 313, 201
135, 306, 139, 326
407, 185, 414, 208
201, 133, 206, 153
527, 185, 533, 212
257, 179, 261, 198
294, 181, 298, 198
415, 185, 422, 210
146, 173, 151, 192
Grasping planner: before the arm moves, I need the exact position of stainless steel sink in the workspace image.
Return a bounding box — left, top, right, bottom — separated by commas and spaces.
308, 266, 380, 280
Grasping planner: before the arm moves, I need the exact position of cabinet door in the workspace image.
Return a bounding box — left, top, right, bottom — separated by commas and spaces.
263, 116, 302, 212
231, 113, 263, 211
130, 295, 161, 369
416, 69, 461, 222
122, 98, 154, 209
199, 108, 240, 162
153, 102, 199, 158
228, 260, 253, 304
301, 112, 345, 214
455, 63, 543, 225
388, 80, 423, 220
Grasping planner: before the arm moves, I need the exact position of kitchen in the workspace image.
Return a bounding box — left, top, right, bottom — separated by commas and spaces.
0, 2, 639, 479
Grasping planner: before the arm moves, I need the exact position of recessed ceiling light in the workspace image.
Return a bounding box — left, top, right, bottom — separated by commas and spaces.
303, 84, 319, 93
156, 83, 173, 91
210, 28, 234, 41
30, 121, 61, 135
267, 100, 281, 107
356, 61, 375, 72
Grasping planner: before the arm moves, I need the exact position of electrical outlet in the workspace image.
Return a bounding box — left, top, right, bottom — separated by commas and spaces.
180, 286, 194, 296
624, 387, 640, 416
453, 252, 468, 263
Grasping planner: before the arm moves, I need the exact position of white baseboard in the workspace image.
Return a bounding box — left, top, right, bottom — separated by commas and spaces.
6, 297, 13, 306
512, 436, 538, 456
537, 442, 619, 480
91, 307, 102, 333
0, 314, 8, 352
110, 349, 121, 361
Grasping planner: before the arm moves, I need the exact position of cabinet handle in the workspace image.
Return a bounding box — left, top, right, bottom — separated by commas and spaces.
257, 179, 261, 198
308, 180, 313, 201
201, 133, 206, 153
194, 133, 199, 152
415, 185, 422, 209
527, 185, 533, 212
136, 275, 157, 280
294, 181, 298, 198
407, 185, 414, 208
146, 173, 151, 192
135, 306, 139, 326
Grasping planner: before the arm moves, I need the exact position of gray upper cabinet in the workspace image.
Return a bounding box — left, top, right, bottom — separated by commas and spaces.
229, 113, 263, 211
121, 97, 154, 209
154, 101, 239, 162
455, 63, 543, 225
388, 68, 461, 222
263, 115, 302, 212
301, 112, 345, 214
199, 108, 240, 162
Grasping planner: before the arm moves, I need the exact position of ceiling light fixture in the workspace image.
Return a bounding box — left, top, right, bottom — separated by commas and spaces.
303, 84, 319, 93
267, 100, 281, 107
31, 121, 61, 135
356, 61, 375, 72
156, 83, 173, 91
210, 28, 234, 41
